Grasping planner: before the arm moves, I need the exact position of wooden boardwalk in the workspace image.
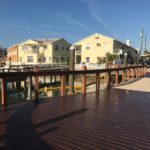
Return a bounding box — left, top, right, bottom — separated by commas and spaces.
1, 73, 150, 149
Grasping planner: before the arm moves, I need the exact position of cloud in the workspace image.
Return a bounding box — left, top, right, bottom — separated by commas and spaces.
80, 0, 119, 38
0, 21, 62, 37
41, 24, 76, 30
56, 13, 89, 31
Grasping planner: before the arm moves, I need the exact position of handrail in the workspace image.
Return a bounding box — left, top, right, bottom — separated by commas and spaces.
0, 65, 147, 106
0, 65, 145, 78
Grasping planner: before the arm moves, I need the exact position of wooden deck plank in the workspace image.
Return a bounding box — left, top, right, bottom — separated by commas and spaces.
1, 88, 150, 150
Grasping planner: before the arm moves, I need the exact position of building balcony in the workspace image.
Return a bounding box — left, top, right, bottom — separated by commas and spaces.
76, 50, 81, 55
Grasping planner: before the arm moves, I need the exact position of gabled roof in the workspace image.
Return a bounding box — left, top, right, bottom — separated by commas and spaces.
114, 39, 137, 51
74, 33, 114, 45
21, 38, 62, 45
7, 44, 21, 49
21, 39, 40, 45
34, 38, 62, 43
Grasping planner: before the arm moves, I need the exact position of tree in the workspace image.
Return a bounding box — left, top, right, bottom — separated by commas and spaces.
108, 53, 117, 64
97, 57, 103, 64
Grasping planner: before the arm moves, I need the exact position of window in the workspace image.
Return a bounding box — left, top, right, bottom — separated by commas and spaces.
62, 46, 64, 50
32, 45, 39, 53
33, 46, 36, 49
86, 44, 90, 50
22, 45, 28, 51
67, 47, 69, 51
55, 45, 58, 50
27, 56, 33, 62
97, 43, 101, 47
86, 57, 90, 62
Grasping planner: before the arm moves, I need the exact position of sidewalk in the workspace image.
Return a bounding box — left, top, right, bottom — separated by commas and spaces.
114, 68, 150, 92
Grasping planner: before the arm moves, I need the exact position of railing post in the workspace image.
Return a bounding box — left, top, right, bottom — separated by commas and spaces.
82, 66, 87, 94
135, 68, 138, 78
27, 76, 32, 100
138, 67, 140, 77
115, 69, 119, 85
122, 69, 125, 83
61, 75, 66, 96
127, 68, 130, 81
132, 68, 134, 79
1, 78, 7, 106
34, 67, 39, 101
142, 67, 144, 77
107, 70, 111, 88
69, 46, 75, 95
24, 78, 27, 100
144, 66, 147, 75
96, 73, 100, 93
140, 67, 142, 77
145, 66, 147, 74
50, 75, 52, 83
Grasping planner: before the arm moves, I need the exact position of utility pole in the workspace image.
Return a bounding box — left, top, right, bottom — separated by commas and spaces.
145, 35, 147, 52
139, 29, 144, 57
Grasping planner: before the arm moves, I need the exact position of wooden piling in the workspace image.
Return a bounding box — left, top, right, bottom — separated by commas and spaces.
82, 66, 87, 94
61, 75, 66, 96
1, 78, 6, 105
34, 67, 39, 101
96, 73, 100, 93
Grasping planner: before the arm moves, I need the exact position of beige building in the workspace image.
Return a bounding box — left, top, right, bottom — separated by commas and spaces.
7, 38, 70, 65
74, 33, 138, 64
7, 44, 20, 63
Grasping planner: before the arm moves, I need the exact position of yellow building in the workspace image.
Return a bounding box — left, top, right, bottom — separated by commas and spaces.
7, 38, 70, 65
74, 33, 138, 64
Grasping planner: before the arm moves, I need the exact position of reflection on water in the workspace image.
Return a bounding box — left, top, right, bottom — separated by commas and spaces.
0, 75, 105, 105
39, 90, 60, 99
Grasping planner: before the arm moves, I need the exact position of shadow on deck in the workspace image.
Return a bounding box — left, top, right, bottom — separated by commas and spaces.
0, 87, 150, 150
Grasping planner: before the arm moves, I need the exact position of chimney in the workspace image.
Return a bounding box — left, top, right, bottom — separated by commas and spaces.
126, 40, 131, 46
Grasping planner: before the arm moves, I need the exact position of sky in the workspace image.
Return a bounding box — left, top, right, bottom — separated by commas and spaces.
0, 0, 150, 49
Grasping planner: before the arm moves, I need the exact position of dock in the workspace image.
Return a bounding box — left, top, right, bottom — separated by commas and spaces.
0, 68, 150, 150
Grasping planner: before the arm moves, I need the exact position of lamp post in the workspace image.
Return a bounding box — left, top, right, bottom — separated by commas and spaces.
68, 45, 75, 94
124, 52, 127, 67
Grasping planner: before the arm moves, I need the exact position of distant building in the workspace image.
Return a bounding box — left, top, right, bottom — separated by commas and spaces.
74, 33, 138, 64
7, 38, 70, 65
0, 47, 7, 55
0, 46, 7, 66
7, 44, 20, 63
